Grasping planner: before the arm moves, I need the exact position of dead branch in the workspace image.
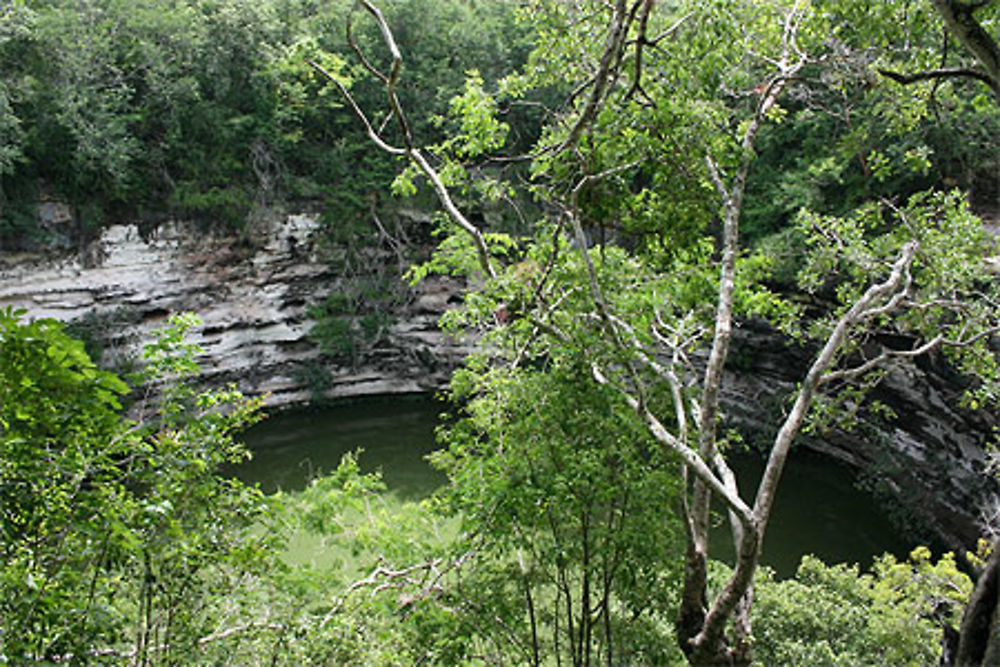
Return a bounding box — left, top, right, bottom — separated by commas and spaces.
320, 559, 444, 626
625, 0, 656, 102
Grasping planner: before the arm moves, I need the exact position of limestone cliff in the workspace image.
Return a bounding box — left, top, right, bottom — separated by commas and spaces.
1, 214, 996, 553
0, 213, 469, 407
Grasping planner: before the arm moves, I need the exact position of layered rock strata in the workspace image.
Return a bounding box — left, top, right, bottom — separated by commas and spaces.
1, 215, 996, 553
0, 214, 469, 407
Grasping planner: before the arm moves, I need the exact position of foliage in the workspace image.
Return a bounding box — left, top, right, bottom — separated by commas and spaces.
791, 190, 1000, 426
240, 451, 469, 665
0, 309, 277, 663
304, 174, 412, 372
0, 306, 131, 659
0, 0, 530, 245
752, 549, 972, 666
240, 357, 687, 666
430, 360, 686, 664
307, 273, 403, 368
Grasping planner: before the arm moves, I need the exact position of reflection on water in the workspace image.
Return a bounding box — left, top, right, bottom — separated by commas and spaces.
233, 395, 446, 498
234, 395, 914, 576
712, 452, 913, 576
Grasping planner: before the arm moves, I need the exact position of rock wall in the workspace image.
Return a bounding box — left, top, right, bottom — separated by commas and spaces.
0, 214, 470, 407
2, 215, 996, 553
724, 321, 999, 554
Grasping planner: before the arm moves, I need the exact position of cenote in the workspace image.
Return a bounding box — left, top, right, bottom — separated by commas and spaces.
234, 395, 914, 578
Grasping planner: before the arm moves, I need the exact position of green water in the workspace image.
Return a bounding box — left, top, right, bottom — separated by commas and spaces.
235, 395, 446, 498
235, 395, 913, 576
712, 453, 913, 576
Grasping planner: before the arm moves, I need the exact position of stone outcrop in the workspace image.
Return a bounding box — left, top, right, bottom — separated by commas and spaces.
2, 214, 996, 552
0, 213, 470, 408
724, 321, 999, 554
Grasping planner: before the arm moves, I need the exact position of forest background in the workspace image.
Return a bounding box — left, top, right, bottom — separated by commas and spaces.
2, 0, 1000, 664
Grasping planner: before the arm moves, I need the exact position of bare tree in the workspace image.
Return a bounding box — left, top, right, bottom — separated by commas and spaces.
314, 1, 1000, 663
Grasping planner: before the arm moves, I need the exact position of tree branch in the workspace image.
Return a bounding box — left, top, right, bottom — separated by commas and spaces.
306, 58, 404, 156
556, 0, 632, 152
409, 149, 497, 279
754, 240, 919, 533
931, 0, 1000, 103
589, 363, 754, 526
878, 66, 996, 88
313, 2, 497, 279
566, 162, 648, 405
820, 335, 943, 385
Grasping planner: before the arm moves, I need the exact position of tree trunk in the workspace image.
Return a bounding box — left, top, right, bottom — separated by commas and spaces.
931, 0, 1000, 103
951, 536, 1000, 665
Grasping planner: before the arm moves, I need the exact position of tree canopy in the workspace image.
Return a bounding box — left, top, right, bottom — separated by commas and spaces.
2, 0, 1000, 664
320, 0, 1000, 662
0, 0, 530, 245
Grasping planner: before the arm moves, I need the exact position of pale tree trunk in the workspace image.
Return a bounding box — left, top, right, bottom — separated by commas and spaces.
678, 163, 748, 662
677, 17, 806, 656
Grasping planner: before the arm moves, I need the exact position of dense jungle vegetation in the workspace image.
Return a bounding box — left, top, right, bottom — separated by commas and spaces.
0, 0, 531, 243
2, 0, 1000, 664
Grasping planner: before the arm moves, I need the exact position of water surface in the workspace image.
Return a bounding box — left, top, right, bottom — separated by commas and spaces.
236, 396, 914, 577
714, 452, 912, 576
235, 395, 446, 497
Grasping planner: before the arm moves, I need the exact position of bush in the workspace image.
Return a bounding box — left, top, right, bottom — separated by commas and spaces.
0, 309, 277, 663
752, 549, 972, 666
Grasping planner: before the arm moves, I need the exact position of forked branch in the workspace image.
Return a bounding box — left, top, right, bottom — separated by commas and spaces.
754, 241, 919, 533
309, 1, 497, 278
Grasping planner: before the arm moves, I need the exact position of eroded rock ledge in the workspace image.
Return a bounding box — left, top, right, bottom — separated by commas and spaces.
0, 214, 470, 407
724, 321, 999, 553
2, 214, 996, 553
